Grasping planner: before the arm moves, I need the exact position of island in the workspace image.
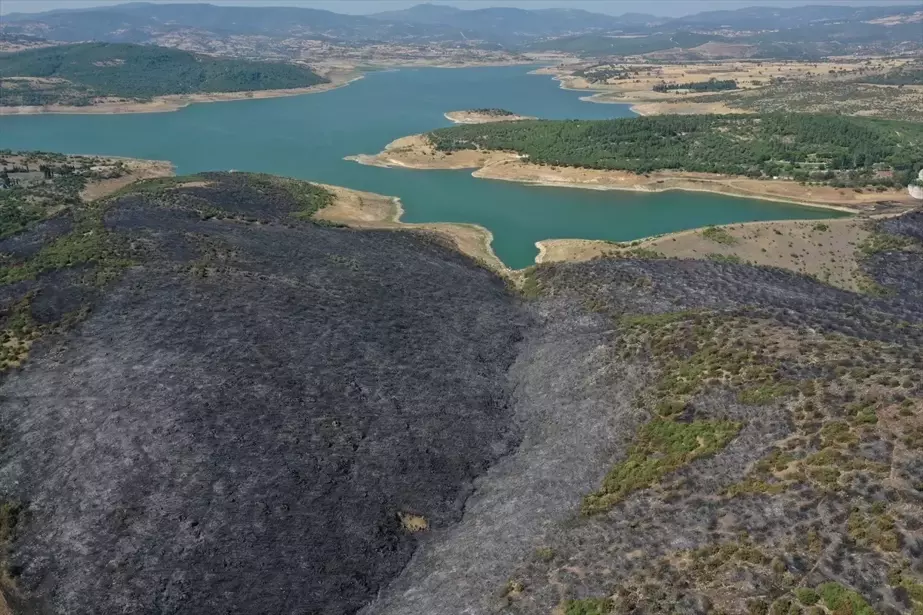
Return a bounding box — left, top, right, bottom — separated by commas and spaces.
350, 113, 922, 211
0, 42, 345, 115
443, 108, 536, 124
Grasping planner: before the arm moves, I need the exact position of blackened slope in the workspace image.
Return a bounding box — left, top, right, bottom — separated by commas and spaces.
362, 210, 923, 615
0, 173, 527, 614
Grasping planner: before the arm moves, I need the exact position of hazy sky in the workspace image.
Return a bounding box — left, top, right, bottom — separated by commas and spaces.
2, 0, 919, 16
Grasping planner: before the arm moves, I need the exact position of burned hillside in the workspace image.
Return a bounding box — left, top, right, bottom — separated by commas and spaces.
360, 213, 923, 615
0, 172, 527, 614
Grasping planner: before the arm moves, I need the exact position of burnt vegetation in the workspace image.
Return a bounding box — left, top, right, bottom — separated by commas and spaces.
0, 157, 922, 614
0, 169, 527, 614
496, 213, 923, 615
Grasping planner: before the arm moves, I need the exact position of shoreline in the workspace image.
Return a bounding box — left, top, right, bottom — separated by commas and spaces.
312, 183, 512, 277
469, 168, 864, 214
534, 66, 743, 116
443, 110, 536, 124
347, 135, 913, 214
0, 73, 364, 116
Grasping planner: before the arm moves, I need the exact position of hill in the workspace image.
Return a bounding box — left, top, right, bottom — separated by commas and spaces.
0, 162, 526, 614
527, 31, 717, 55
1, 2, 917, 56
0, 1, 632, 46
0, 155, 921, 614
0, 42, 328, 107
368, 4, 632, 45
426, 114, 923, 188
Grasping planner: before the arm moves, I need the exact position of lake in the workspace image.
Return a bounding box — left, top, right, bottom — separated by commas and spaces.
0, 65, 844, 269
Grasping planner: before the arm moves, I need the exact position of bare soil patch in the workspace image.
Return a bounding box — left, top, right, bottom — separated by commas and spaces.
539, 217, 880, 291
79, 158, 175, 201
444, 110, 536, 124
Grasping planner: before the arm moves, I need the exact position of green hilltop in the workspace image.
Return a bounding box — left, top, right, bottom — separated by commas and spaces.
427, 113, 923, 188
0, 42, 328, 106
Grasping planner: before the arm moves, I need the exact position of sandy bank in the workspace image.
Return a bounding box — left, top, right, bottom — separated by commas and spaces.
345, 134, 522, 170
313, 183, 509, 276
444, 110, 536, 124
347, 134, 915, 213
0, 73, 362, 116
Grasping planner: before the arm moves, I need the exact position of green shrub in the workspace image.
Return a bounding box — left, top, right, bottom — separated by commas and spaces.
817, 582, 877, 615
582, 418, 741, 514
701, 226, 739, 245
564, 597, 614, 615
794, 587, 819, 605
706, 252, 743, 264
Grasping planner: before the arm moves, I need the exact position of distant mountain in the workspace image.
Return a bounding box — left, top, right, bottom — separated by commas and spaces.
665, 3, 921, 30
528, 31, 716, 55
0, 3, 454, 44
0, 2, 657, 46
369, 3, 466, 25
0, 2, 918, 55
369, 3, 638, 42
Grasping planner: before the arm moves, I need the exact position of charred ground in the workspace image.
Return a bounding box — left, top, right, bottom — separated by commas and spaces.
0, 166, 922, 615
0, 171, 527, 614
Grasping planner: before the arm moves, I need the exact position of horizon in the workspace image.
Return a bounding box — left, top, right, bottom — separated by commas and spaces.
2, 0, 920, 17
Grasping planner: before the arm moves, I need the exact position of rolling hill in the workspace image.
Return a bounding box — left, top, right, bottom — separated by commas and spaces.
3, 2, 919, 60
0, 42, 328, 106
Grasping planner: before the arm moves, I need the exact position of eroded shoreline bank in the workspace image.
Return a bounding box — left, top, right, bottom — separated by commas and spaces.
0, 73, 365, 116
346, 133, 915, 214
312, 183, 510, 276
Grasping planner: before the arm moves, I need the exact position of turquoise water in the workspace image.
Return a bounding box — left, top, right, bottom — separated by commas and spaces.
0, 65, 844, 268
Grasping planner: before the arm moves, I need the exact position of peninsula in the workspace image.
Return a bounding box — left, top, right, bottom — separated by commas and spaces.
0, 42, 338, 115
443, 108, 536, 124
351, 113, 922, 211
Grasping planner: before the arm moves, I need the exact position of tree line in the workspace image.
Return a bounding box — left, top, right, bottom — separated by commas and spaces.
653, 79, 738, 93
427, 113, 923, 187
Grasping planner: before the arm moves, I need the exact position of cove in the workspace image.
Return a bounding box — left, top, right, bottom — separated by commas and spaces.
0, 65, 844, 269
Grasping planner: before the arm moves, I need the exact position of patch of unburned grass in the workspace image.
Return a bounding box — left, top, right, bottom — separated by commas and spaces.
857, 231, 915, 256
847, 505, 899, 552
0, 223, 132, 286
701, 225, 739, 246
618, 310, 701, 329
620, 247, 665, 259
737, 383, 795, 405
519, 267, 543, 299
706, 252, 743, 264
817, 582, 877, 615
854, 272, 894, 297
888, 565, 923, 610
564, 597, 614, 615
582, 418, 741, 514
794, 587, 819, 606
